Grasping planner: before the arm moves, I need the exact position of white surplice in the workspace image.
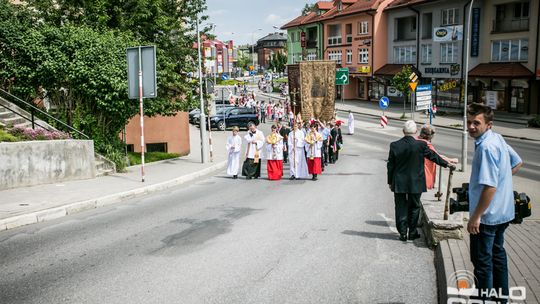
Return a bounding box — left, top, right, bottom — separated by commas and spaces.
305, 131, 323, 158
287, 129, 309, 178
265, 135, 284, 160
348, 112, 355, 135
226, 134, 242, 176
244, 130, 265, 159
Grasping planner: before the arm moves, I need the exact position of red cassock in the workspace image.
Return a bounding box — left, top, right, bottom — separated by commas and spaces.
267, 160, 283, 180
307, 157, 322, 174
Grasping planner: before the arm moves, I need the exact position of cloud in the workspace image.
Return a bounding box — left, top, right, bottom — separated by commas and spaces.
207, 9, 227, 17
264, 13, 289, 26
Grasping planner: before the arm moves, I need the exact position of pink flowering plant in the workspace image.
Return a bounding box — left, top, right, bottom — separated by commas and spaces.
8, 127, 71, 141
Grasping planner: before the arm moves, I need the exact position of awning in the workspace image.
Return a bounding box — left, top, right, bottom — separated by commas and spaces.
374, 64, 405, 76
469, 63, 533, 78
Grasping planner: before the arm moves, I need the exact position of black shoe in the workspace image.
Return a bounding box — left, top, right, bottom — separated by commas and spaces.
246, 177, 252, 180
408, 232, 421, 240
233, 175, 237, 179
290, 175, 296, 180
399, 234, 407, 242
312, 174, 318, 181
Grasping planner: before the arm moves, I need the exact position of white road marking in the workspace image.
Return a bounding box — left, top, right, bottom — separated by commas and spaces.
378, 213, 398, 234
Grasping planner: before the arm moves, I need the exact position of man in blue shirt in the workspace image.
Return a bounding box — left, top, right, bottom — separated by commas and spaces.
467, 103, 523, 301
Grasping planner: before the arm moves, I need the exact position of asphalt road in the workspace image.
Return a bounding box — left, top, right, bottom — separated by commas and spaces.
0, 120, 438, 304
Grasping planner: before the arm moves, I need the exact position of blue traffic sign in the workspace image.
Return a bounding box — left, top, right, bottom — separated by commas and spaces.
379, 96, 390, 109
221, 74, 229, 81
249, 71, 255, 76
416, 84, 432, 91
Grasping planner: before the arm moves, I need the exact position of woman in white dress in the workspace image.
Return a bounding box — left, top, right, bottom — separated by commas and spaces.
226, 126, 242, 179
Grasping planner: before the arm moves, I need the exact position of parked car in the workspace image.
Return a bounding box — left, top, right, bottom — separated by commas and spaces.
208, 107, 259, 131
189, 104, 234, 125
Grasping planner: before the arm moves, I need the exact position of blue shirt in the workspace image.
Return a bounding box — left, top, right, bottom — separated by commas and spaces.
321, 128, 330, 140
469, 130, 522, 225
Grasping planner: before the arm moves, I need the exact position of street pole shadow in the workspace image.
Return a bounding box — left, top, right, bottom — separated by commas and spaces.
341, 230, 429, 248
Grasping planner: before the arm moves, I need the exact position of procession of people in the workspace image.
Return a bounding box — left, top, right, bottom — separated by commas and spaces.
226, 115, 345, 181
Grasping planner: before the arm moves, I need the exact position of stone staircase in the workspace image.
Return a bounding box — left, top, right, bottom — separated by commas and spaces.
0, 95, 116, 177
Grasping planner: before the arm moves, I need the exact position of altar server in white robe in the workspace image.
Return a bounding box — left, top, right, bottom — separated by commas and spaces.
265, 125, 284, 180
242, 122, 265, 179
287, 123, 309, 180
226, 126, 242, 179
348, 111, 355, 135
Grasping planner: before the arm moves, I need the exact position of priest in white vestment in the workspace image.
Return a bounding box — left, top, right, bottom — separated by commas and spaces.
242, 122, 264, 179
287, 123, 309, 180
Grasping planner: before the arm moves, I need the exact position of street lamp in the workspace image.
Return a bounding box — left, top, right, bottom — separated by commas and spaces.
196, 12, 209, 163
461, 0, 474, 172
251, 28, 262, 83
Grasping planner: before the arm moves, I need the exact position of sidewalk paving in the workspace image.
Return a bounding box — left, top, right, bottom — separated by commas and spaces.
0, 125, 230, 231
336, 99, 540, 141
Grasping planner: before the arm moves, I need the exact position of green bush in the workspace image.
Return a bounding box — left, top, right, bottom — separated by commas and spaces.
0, 129, 19, 142
528, 116, 540, 128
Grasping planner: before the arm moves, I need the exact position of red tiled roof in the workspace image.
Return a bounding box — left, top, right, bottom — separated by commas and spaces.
385, 0, 430, 10
317, 1, 334, 10
336, 0, 379, 17
281, 13, 310, 29
374, 64, 407, 76
469, 63, 534, 78
342, 0, 357, 3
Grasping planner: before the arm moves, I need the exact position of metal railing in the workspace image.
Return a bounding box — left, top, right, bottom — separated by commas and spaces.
0, 88, 89, 139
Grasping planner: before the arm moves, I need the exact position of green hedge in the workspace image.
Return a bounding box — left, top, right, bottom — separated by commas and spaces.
528, 116, 540, 128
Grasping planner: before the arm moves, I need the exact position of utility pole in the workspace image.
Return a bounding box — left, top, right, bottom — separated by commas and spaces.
196, 13, 209, 163
461, 0, 474, 172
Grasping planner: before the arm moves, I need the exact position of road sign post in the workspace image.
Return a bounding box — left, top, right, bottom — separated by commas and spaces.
127, 45, 157, 182
416, 84, 433, 124
336, 68, 349, 106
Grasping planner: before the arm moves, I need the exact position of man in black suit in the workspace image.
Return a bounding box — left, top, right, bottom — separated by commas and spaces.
387, 120, 455, 241
277, 122, 290, 163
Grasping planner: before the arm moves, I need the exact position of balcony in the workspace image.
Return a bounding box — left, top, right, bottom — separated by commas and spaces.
306, 40, 318, 49
493, 19, 529, 33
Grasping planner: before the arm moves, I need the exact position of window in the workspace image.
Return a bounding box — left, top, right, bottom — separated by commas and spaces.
358, 21, 369, 35
393, 46, 416, 63
422, 13, 432, 39
358, 48, 369, 63
514, 2, 529, 19
328, 50, 342, 64
346, 50, 352, 64
442, 8, 459, 25
346, 24, 352, 43
396, 17, 416, 40
421, 44, 432, 64
307, 52, 317, 61
328, 24, 342, 46
491, 39, 528, 62
440, 42, 458, 63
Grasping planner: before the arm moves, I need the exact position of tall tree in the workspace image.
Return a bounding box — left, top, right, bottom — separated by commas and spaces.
301, 3, 316, 15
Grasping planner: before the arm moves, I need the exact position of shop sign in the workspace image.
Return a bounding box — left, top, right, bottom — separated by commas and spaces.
450, 64, 460, 76
425, 67, 450, 74
486, 91, 497, 110
438, 80, 459, 92
471, 8, 480, 57
433, 25, 463, 42
357, 66, 370, 73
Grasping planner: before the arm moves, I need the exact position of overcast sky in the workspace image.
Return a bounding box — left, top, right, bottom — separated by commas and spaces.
204, 0, 315, 45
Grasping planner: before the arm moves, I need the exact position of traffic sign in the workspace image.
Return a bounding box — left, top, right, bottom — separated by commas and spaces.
416, 84, 432, 111
335, 68, 349, 85
409, 72, 418, 83
409, 82, 418, 91
221, 74, 229, 81
249, 71, 255, 76
379, 96, 390, 109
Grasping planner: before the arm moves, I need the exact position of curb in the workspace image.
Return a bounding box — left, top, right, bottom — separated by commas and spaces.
0, 161, 227, 232
336, 107, 540, 142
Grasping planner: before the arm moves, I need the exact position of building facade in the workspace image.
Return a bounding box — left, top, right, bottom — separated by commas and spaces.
255, 33, 287, 70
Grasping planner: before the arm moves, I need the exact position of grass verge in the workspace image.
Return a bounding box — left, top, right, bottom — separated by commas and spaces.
128, 152, 181, 166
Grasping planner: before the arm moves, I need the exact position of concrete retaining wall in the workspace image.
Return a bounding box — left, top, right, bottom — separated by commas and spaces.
0, 140, 96, 190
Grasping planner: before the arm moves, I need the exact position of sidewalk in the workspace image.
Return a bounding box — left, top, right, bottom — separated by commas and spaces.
425, 169, 539, 303
0, 125, 230, 231
336, 100, 540, 141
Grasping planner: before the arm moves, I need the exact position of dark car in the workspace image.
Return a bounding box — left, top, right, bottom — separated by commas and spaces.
208, 107, 259, 131
189, 104, 234, 125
